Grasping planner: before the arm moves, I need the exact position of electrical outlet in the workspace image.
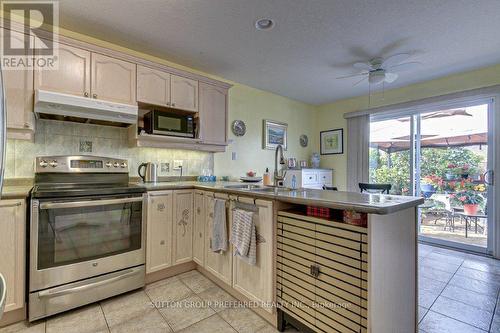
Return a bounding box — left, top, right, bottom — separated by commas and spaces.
173, 160, 183, 170
231, 152, 237, 160
160, 162, 170, 173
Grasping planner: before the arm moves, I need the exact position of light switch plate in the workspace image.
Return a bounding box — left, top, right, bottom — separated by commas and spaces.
160, 162, 170, 173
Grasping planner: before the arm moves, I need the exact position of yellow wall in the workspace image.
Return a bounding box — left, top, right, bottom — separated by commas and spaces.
317, 64, 500, 190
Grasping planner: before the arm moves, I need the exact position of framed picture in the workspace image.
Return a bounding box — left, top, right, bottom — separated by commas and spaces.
320, 128, 344, 155
263, 119, 288, 150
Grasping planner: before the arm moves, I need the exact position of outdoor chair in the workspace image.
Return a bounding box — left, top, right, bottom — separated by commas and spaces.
359, 183, 391, 194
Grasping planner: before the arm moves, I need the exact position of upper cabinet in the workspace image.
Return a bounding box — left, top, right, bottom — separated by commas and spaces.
199, 83, 228, 145
4, 29, 35, 140
34, 41, 91, 98
170, 74, 198, 112
91, 53, 136, 105
137, 65, 171, 107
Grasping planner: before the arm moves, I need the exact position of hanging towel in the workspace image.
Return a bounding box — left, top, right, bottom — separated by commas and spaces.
211, 199, 228, 253
230, 209, 257, 265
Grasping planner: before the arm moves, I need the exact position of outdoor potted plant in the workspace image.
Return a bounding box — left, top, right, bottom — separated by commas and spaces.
420, 175, 441, 198
445, 163, 457, 180
451, 185, 485, 215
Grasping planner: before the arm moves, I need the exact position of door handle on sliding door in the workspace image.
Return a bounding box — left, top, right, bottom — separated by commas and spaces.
484, 170, 494, 186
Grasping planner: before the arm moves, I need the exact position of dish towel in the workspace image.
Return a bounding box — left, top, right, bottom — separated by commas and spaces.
211, 199, 228, 253
230, 209, 257, 265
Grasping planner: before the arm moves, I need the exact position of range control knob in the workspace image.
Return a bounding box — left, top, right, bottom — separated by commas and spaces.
39, 160, 48, 168
120, 162, 127, 168
49, 160, 58, 168
113, 162, 120, 168
105, 162, 112, 168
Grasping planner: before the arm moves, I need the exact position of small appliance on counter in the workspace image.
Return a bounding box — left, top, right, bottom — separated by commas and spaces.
143, 110, 195, 138
138, 162, 158, 182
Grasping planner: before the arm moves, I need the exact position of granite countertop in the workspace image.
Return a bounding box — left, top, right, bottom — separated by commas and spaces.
136, 181, 424, 215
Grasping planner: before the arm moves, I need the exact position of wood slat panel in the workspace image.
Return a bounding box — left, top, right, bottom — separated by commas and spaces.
316, 311, 359, 333
316, 224, 362, 243
315, 293, 363, 326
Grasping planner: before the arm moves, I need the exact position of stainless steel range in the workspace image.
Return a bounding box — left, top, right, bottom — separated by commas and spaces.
29, 155, 146, 321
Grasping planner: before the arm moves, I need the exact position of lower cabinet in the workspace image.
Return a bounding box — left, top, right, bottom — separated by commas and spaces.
231, 198, 275, 314
0, 199, 26, 313
192, 190, 205, 265
204, 193, 233, 285
172, 190, 194, 265
146, 191, 173, 273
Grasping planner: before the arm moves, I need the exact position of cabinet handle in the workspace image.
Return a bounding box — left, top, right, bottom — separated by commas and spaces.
166, 102, 171, 106
24, 122, 31, 129
171, 102, 176, 107
160, 240, 165, 245
197, 207, 201, 214
92, 94, 98, 99
84, 92, 89, 97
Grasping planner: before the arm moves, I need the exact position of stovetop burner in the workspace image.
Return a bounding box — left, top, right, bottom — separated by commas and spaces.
32, 155, 145, 198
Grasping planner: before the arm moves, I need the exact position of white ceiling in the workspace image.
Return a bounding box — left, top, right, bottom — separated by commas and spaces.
58, 0, 500, 105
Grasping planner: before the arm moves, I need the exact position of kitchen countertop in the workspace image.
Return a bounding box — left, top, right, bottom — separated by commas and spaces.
1, 185, 33, 199
136, 181, 424, 215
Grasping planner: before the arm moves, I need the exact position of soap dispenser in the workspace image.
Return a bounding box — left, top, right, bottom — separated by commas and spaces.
263, 168, 272, 186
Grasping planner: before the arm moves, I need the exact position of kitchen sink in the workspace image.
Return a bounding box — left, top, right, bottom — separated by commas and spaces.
223, 184, 261, 190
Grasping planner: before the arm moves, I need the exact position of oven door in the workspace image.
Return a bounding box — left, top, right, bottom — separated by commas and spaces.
30, 194, 146, 292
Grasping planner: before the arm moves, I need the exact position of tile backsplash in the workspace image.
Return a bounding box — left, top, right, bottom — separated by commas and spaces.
5, 120, 213, 179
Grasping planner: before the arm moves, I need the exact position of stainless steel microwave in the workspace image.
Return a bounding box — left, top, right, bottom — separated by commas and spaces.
143, 110, 195, 138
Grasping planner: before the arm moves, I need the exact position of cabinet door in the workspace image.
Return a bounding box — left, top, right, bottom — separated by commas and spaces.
232, 199, 274, 314
0, 199, 25, 312
193, 191, 205, 266
199, 83, 227, 145
319, 170, 333, 186
146, 191, 173, 273
204, 195, 232, 285
91, 53, 136, 105
137, 65, 171, 107
170, 74, 198, 112
4, 29, 34, 137
34, 41, 91, 98
172, 190, 193, 265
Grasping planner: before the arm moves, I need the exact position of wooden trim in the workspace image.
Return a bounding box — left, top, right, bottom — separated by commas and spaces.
0, 307, 26, 328
0, 19, 232, 90
145, 261, 196, 284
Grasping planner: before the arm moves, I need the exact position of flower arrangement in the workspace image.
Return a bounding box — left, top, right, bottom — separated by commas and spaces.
450, 190, 484, 205
450, 180, 486, 214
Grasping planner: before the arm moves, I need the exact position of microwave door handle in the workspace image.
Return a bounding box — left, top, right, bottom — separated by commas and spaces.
39, 197, 143, 210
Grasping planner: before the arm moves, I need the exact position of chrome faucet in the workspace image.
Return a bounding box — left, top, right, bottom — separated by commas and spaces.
274, 145, 287, 187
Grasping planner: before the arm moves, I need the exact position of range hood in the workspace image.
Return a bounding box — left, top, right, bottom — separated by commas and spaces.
34, 90, 138, 127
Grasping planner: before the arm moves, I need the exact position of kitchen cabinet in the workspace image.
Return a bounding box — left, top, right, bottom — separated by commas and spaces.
283, 169, 333, 189
91, 53, 136, 105
34, 41, 91, 98
137, 65, 171, 107
277, 211, 368, 333
199, 83, 227, 145
3, 29, 35, 140
146, 191, 173, 273
0, 199, 26, 313
231, 198, 275, 314
172, 190, 194, 265
193, 190, 205, 266
204, 193, 232, 285
170, 74, 198, 112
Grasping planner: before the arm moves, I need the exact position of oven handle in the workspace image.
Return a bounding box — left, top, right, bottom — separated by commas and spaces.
39, 196, 143, 210
37, 268, 140, 299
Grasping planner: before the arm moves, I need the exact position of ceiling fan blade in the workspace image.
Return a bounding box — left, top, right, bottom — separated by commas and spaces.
353, 76, 368, 86
382, 53, 411, 68
353, 62, 372, 70
336, 72, 367, 79
388, 61, 422, 72
384, 72, 399, 83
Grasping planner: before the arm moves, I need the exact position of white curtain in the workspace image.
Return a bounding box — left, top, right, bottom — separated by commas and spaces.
346, 115, 370, 192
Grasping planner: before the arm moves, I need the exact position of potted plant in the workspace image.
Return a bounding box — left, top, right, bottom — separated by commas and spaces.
420, 175, 441, 198
450, 187, 485, 215
445, 163, 457, 180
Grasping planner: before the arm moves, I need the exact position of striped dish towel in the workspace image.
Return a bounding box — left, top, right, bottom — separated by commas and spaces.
230, 209, 257, 265
211, 199, 228, 253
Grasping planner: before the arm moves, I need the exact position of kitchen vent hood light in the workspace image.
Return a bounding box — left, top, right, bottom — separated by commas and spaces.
255, 18, 275, 30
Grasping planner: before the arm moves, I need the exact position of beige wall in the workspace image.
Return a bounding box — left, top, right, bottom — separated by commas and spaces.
316, 64, 500, 190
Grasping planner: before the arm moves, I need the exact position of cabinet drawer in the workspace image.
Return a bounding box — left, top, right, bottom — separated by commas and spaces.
318, 171, 332, 185
302, 172, 319, 185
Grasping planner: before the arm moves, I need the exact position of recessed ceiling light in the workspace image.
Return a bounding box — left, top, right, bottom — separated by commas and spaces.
255, 18, 275, 30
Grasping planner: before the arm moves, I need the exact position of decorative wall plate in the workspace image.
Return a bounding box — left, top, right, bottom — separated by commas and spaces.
232, 120, 246, 136
299, 134, 309, 147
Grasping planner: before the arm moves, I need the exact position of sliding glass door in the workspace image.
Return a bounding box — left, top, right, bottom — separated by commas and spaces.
369, 100, 494, 254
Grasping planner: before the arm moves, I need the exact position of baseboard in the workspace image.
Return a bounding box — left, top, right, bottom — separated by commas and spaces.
0, 307, 26, 328
145, 261, 196, 284
196, 265, 277, 327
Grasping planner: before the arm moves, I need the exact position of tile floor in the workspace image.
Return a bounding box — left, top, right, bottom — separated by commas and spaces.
1, 244, 499, 333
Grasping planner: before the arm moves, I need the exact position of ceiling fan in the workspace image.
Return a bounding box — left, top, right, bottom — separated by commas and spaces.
337, 53, 421, 86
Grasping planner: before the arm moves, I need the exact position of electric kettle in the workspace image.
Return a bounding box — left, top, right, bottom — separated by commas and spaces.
138, 162, 158, 182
